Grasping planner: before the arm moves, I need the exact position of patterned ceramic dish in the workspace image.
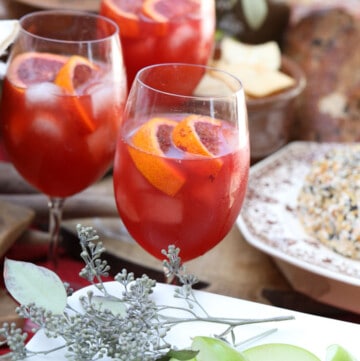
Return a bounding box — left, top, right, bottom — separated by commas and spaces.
237, 141, 360, 314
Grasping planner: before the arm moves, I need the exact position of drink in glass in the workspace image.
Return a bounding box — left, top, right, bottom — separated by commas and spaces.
113, 63, 249, 262
0, 10, 127, 266
100, 0, 215, 88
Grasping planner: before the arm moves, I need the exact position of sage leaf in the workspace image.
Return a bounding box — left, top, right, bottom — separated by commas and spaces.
241, 0, 268, 30
3, 258, 67, 314
160, 349, 198, 361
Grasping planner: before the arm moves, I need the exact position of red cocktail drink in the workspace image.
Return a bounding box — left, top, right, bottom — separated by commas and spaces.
113, 63, 249, 269
1, 54, 125, 198
0, 10, 127, 268
114, 114, 249, 261
100, 0, 215, 87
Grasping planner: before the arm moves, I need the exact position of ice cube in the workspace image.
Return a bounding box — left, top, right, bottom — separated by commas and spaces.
25, 82, 62, 107
141, 193, 183, 224
30, 111, 63, 140
87, 124, 110, 162
115, 190, 140, 223
90, 80, 126, 119
90, 83, 114, 118
167, 25, 193, 52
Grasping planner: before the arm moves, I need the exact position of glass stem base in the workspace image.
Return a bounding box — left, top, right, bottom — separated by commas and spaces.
48, 197, 65, 270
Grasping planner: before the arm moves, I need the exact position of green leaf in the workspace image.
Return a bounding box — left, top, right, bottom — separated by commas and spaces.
4, 258, 67, 314
241, 0, 268, 30
157, 349, 198, 361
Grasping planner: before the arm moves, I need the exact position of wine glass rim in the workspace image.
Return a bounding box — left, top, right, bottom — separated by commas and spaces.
19, 9, 119, 44
136, 62, 245, 99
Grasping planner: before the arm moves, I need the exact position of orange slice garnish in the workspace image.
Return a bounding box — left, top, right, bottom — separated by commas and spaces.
142, 0, 200, 21
141, 0, 200, 35
7, 52, 67, 89
141, 0, 168, 22
172, 115, 222, 156
128, 117, 186, 196
55, 55, 96, 93
100, 0, 141, 38
172, 114, 224, 174
55, 55, 98, 132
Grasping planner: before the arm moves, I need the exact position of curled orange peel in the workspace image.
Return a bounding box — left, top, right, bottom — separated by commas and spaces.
55, 55, 97, 132
172, 115, 221, 156
172, 114, 224, 175
55, 55, 97, 93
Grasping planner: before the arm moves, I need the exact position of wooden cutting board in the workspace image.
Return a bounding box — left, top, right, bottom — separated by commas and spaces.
0, 200, 35, 328
0, 200, 34, 258
0, 289, 24, 329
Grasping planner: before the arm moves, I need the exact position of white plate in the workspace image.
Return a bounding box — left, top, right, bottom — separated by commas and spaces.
15, 0, 100, 12
25, 281, 360, 359
237, 141, 360, 313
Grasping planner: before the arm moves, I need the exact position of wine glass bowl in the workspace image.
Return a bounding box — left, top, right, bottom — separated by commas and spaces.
0, 10, 127, 267
113, 63, 249, 263
99, 0, 216, 89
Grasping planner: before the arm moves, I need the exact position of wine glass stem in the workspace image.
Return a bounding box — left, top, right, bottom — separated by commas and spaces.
48, 197, 65, 270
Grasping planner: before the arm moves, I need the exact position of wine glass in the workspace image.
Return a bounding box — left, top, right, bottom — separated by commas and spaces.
99, 0, 215, 89
113, 63, 249, 278
0, 10, 127, 269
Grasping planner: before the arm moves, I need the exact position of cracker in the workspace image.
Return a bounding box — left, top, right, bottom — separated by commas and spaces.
212, 60, 296, 98
220, 37, 281, 71
214, 37, 296, 98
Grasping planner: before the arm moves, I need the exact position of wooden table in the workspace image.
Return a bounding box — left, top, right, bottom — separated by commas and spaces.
0, 0, 37, 20
62, 217, 292, 302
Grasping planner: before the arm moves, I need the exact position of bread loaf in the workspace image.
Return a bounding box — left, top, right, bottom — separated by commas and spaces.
284, 8, 360, 141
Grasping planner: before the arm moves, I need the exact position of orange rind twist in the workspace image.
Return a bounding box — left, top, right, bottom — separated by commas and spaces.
55, 55, 98, 132
172, 114, 224, 175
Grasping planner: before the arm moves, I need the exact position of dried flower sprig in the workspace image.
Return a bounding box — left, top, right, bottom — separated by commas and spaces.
0, 224, 294, 361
